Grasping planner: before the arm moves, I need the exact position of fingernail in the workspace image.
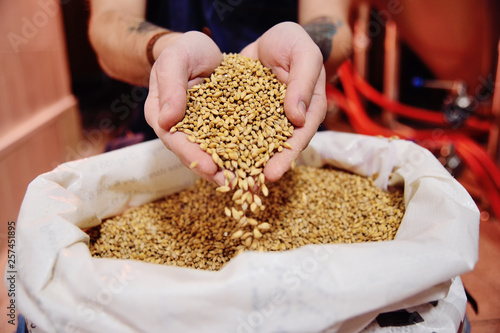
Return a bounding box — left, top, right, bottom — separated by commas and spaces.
298, 100, 306, 122
214, 172, 226, 187
161, 102, 170, 114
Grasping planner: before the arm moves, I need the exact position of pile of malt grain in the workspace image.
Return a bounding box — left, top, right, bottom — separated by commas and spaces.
87, 166, 405, 271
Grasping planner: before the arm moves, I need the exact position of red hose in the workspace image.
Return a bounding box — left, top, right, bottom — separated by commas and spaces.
328, 82, 481, 143
336, 63, 406, 138
329, 61, 500, 218
453, 135, 500, 191
453, 141, 500, 218
345, 62, 492, 133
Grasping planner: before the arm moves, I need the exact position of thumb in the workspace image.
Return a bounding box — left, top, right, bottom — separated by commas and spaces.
154, 46, 190, 131
154, 31, 222, 131
283, 43, 324, 127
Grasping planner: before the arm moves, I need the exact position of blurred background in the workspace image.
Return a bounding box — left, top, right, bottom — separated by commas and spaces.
1, 3, 149, 317
1, 1, 499, 332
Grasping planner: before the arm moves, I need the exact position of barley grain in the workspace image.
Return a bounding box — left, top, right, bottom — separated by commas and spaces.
88, 166, 405, 272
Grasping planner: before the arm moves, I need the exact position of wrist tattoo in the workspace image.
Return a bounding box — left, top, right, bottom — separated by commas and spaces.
303, 17, 342, 62
130, 21, 159, 34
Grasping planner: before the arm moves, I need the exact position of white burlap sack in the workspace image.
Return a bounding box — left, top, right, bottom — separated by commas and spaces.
10, 131, 479, 333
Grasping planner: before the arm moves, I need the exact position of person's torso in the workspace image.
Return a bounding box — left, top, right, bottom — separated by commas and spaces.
146, 0, 298, 53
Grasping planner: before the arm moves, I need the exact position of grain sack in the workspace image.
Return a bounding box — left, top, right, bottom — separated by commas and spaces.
10, 131, 479, 333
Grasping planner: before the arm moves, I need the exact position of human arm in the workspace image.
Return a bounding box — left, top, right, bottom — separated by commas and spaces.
87, 0, 182, 86
88, 0, 352, 185
299, 0, 354, 82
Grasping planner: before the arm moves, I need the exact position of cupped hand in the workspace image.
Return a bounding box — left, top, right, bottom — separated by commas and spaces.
241, 22, 327, 182
145, 31, 226, 185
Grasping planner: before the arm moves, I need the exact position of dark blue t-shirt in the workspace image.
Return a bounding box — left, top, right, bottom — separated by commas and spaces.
146, 0, 298, 53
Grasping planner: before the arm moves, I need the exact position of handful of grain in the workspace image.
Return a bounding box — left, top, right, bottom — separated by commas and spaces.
87, 166, 405, 271
172, 53, 293, 243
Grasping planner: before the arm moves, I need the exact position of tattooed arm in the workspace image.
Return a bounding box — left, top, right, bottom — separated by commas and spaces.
88, 0, 182, 86
299, 0, 353, 81
88, 0, 224, 184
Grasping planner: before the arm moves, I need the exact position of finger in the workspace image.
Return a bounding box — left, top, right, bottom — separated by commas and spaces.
155, 32, 222, 131
263, 124, 314, 182
144, 67, 161, 132
187, 77, 205, 89
264, 68, 327, 181
154, 47, 190, 131
161, 132, 226, 185
283, 41, 324, 127
239, 41, 257, 59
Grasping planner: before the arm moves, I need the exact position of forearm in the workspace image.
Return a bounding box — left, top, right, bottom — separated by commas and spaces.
299, 0, 353, 82
88, 5, 181, 86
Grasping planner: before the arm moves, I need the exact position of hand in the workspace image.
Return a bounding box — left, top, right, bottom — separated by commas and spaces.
241, 22, 327, 182
145, 31, 226, 185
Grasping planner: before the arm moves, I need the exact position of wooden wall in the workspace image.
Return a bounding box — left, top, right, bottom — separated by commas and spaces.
0, 1, 82, 330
